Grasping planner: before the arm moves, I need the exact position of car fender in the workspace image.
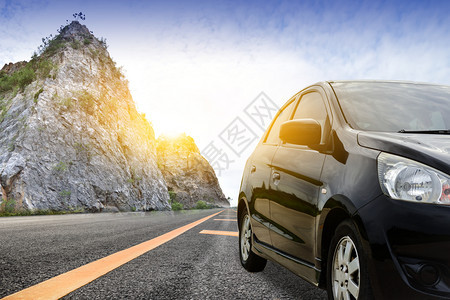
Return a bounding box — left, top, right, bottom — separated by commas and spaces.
317, 195, 356, 254
237, 192, 250, 229
316, 195, 373, 287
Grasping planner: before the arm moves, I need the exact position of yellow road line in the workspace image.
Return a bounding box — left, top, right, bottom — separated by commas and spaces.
2, 210, 224, 300
214, 219, 237, 221
199, 230, 239, 237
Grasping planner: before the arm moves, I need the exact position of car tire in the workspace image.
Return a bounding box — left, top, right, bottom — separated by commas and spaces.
327, 219, 373, 300
239, 210, 267, 272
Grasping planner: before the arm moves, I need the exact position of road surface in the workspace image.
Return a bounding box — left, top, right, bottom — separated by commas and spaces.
0, 209, 327, 299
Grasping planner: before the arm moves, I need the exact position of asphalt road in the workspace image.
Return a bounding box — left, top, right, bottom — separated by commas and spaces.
0, 209, 327, 299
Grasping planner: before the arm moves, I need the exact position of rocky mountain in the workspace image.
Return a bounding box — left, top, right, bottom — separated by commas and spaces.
156, 134, 229, 209
0, 21, 172, 212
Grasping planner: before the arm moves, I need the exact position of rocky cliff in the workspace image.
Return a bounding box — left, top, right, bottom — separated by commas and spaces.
0, 21, 171, 212
156, 134, 229, 209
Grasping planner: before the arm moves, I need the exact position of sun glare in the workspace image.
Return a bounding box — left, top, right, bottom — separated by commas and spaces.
153, 122, 185, 139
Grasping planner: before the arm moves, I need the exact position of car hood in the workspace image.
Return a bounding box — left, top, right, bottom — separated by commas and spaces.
357, 131, 450, 175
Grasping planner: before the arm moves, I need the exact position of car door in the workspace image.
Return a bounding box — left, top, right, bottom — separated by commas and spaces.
268, 88, 332, 264
247, 95, 298, 246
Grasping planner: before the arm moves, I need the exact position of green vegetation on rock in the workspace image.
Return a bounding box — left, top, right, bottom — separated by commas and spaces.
195, 200, 209, 209
0, 64, 35, 94
171, 201, 184, 211
168, 191, 184, 211
77, 90, 96, 115
34, 87, 44, 103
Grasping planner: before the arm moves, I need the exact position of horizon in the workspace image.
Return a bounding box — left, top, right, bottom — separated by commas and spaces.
2, 0, 450, 206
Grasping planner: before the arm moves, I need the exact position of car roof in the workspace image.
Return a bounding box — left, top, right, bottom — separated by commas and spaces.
325, 80, 448, 87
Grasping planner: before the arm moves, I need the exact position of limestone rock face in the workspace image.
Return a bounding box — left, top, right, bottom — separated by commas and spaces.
0, 21, 170, 212
156, 134, 229, 209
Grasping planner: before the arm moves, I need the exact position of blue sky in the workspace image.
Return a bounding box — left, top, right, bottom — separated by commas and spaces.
2, 0, 450, 205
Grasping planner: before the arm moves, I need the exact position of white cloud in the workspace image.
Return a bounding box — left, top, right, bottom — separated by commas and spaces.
3, 0, 450, 205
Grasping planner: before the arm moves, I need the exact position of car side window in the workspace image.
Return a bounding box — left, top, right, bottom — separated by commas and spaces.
264, 97, 297, 145
292, 92, 330, 144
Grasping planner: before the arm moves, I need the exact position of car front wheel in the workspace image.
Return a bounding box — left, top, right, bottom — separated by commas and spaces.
327, 220, 373, 300
239, 210, 267, 272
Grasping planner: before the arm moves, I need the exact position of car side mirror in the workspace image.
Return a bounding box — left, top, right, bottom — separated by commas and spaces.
279, 119, 321, 145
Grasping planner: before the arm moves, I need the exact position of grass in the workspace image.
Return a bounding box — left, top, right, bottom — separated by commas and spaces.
54, 161, 68, 172
0, 208, 84, 217
0, 196, 85, 217
59, 190, 71, 197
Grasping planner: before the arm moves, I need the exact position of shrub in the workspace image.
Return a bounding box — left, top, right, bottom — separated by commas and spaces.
16, 65, 35, 90
0, 73, 13, 93
3, 198, 16, 213
168, 190, 177, 202
195, 200, 208, 209
0, 64, 36, 93
171, 201, 183, 211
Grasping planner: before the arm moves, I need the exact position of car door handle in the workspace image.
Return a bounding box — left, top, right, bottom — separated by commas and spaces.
272, 172, 280, 180
251, 165, 256, 173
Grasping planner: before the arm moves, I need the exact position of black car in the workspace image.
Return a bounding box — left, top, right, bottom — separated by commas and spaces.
238, 81, 450, 299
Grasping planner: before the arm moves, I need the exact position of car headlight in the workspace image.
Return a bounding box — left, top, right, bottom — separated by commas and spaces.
378, 152, 450, 205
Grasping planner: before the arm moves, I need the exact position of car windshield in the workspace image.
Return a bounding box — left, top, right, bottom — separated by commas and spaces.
331, 81, 450, 132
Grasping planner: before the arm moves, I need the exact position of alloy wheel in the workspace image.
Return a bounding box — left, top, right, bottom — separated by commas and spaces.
332, 236, 360, 299
240, 214, 252, 261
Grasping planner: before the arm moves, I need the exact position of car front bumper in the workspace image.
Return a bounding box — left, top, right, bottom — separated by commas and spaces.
357, 194, 450, 299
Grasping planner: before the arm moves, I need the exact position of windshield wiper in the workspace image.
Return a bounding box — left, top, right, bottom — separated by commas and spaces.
398, 129, 450, 134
